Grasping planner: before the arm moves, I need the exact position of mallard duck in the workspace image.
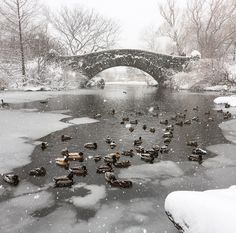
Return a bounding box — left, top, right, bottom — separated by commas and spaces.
122, 149, 135, 157
55, 157, 69, 168
193, 106, 199, 111
177, 113, 186, 119
160, 145, 169, 153
104, 152, 120, 163
104, 172, 132, 188
163, 132, 173, 138
129, 127, 134, 132
111, 109, 116, 115
170, 115, 177, 121
224, 111, 232, 119
94, 155, 102, 162
120, 121, 125, 124
70, 165, 87, 176
184, 120, 191, 125
105, 136, 112, 144
192, 148, 207, 155
225, 103, 230, 108
166, 125, 174, 131
110, 141, 117, 149
1, 99, 9, 107
130, 120, 138, 124
96, 163, 113, 173
41, 142, 48, 150
160, 119, 168, 125
205, 111, 210, 115
67, 152, 84, 162
192, 116, 199, 122
175, 121, 183, 126
61, 135, 72, 142
143, 124, 147, 130
184, 109, 188, 112
217, 109, 223, 113
29, 167, 46, 176
84, 142, 97, 149
164, 138, 171, 144
94, 113, 102, 118
150, 127, 156, 133
140, 153, 154, 163
135, 146, 145, 153
152, 145, 160, 152
146, 148, 158, 157
3, 174, 19, 185
208, 117, 214, 121
188, 154, 202, 163
39, 100, 48, 104
53, 172, 74, 187
134, 137, 142, 146
114, 160, 131, 168
186, 141, 198, 147
122, 117, 129, 122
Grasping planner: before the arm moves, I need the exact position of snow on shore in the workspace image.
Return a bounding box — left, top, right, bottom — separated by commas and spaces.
165, 186, 236, 233
0, 109, 98, 173
214, 95, 236, 106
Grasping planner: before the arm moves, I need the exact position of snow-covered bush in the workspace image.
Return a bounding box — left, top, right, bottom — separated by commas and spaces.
86, 77, 105, 89
190, 50, 201, 59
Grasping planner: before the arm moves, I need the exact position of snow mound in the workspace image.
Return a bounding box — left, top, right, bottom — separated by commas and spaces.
69, 117, 99, 125
165, 186, 236, 233
214, 96, 236, 106
118, 161, 183, 183
190, 50, 201, 59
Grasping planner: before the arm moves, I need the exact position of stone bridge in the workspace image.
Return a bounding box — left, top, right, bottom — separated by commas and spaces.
48, 49, 191, 84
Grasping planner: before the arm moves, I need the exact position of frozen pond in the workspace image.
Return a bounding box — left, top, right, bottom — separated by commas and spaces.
0, 85, 234, 233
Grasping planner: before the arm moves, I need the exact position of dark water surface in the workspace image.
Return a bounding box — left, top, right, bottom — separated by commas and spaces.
0, 86, 232, 233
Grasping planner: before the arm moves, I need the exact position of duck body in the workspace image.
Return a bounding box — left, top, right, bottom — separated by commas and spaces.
192, 148, 207, 155
188, 154, 202, 163
225, 103, 230, 108
146, 149, 158, 157
160, 145, 169, 153
67, 152, 84, 162
164, 138, 171, 144
129, 127, 134, 132
29, 167, 46, 176
104, 152, 120, 163
110, 141, 117, 149
175, 121, 183, 126
150, 127, 155, 133
53, 172, 74, 186
61, 135, 72, 142
1, 99, 9, 107
135, 146, 145, 153
96, 163, 113, 173
105, 136, 112, 144
122, 149, 135, 157
94, 155, 102, 162
70, 166, 87, 176
184, 120, 191, 125
143, 124, 147, 130
41, 142, 48, 150
166, 125, 174, 131
3, 174, 19, 185
160, 120, 168, 125
186, 141, 198, 147
105, 172, 132, 188
192, 116, 199, 122
122, 117, 129, 122
114, 160, 131, 168
55, 157, 69, 168
130, 120, 138, 125
163, 132, 173, 138
139, 153, 154, 163
134, 137, 142, 146
84, 142, 97, 149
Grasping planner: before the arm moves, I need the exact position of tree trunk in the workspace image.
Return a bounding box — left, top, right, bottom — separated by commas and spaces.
16, 0, 26, 84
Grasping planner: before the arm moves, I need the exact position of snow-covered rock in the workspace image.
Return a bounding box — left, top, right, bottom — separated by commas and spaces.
86, 77, 105, 89
165, 186, 236, 233
190, 50, 201, 59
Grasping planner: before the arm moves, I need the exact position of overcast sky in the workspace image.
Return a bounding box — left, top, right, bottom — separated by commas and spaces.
40, 0, 162, 48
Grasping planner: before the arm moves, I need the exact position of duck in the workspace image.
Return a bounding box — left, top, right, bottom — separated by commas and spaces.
150, 127, 156, 133
94, 113, 102, 118
135, 146, 145, 153
120, 121, 125, 124
217, 109, 223, 113
130, 119, 138, 124
67, 152, 84, 162
152, 145, 160, 152
105, 136, 113, 144
55, 157, 69, 168
53, 171, 74, 187
134, 137, 142, 146
96, 163, 113, 173
177, 113, 186, 119
224, 111, 232, 119
175, 121, 183, 126
70, 165, 87, 176
111, 109, 116, 115
163, 132, 173, 138
110, 141, 117, 149
205, 111, 210, 115
122, 149, 135, 157
1, 99, 9, 107
184, 120, 191, 125
188, 154, 202, 163
61, 135, 72, 142
186, 141, 198, 147
192, 148, 207, 155
84, 142, 97, 149
94, 155, 102, 162
160, 145, 169, 153
208, 117, 214, 121
170, 115, 177, 121
104, 172, 132, 188
164, 137, 171, 144
104, 152, 120, 163
29, 167, 46, 176
143, 124, 147, 130
140, 153, 154, 163
146, 148, 159, 157
114, 160, 131, 168
192, 116, 199, 122
122, 117, 129, 122
41, 142, 48, 150
129, 127, 135, 132
193, 106, 199, 111
160, 119, 168, 125
225, 103, 230, 108
166, 125, 174, 131
3, 174, 19, 185
39, 100, 48, 104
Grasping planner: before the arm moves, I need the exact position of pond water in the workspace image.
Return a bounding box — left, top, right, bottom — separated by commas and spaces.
0, 85, 234, 233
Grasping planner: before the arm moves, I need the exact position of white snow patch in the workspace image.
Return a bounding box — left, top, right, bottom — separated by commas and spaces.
165, 186, 236, 233
69, 117, 99, 125
190, 50, 201, 59
219, 119, 236, 143
214, 96, 236, 106
71, 184, 106, 209
204, 85, 228, 91
118, 161, 183, 183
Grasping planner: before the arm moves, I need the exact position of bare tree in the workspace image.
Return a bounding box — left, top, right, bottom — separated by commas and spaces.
187, 0, 236, 58
0, 0, 38, 82
47, 6, 120, 55
158, 0, 187, 55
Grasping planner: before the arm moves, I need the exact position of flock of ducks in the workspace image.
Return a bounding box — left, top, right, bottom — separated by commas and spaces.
1, 99, 232, 189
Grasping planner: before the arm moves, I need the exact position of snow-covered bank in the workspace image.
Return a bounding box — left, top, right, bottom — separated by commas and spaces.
165, 186, 236, 233
0, 109, 98, 173
214, 95, 236, 106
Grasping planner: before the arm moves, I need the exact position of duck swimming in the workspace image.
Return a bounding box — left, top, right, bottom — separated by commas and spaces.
41, 142, 48, 150
146, 148, 159, 157
186, 141, 198, 147
175, 121, 183, 126
160, 119, 168, 125
166, 125, 174, 131
184, 120, 191, 125
110, 141, 117, 149
122, 117, 129, 122
114, 160, 131, 168
84, 142, 97, 149
1, 99, 9, 107
96, 163, 113, 173
94, 155, 102, 162
104, 152, 121, 163
55, 157, 69, 168
3, 174, 19, 185
150, 127, 156, 133
129, 127, 134, 132
105, 136, 113, 144
143, 124, 147, 130
61, 135, 72, 142
122, 149, 135, 157
67, 152, 84, 162
139, 153, 154, 163
192, 147, 207, 155
53, 171, 74, 187
105, 172, 132, 188
188, 154, 202, 163
163, 132, 173, 138
70, 165, 87, 176
135, 146, 145, 153
160, 145, 169, 153
130, 120, 138, 124
134, 137, 142, 146
164, 138, 171, 144
29, 167, 46, 176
